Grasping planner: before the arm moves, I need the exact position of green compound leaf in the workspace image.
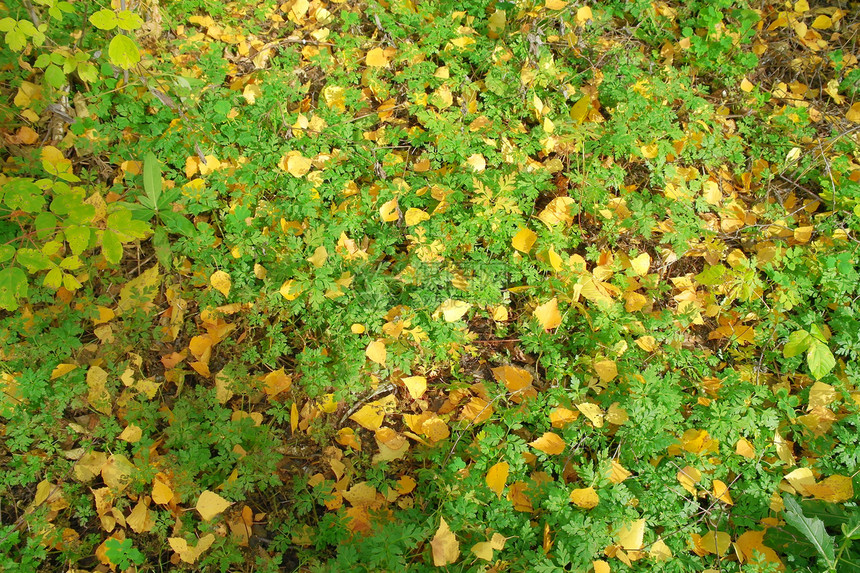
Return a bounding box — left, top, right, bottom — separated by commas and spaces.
0, 266, 27, 311
108, 34, 140, 70
807, 340, 836, 380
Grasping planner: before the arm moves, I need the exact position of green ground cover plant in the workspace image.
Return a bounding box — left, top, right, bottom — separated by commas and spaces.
1, 0, 859, 571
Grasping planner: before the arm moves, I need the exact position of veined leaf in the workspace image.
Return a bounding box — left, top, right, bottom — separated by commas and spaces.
807, 341, 835, 380
143, 152, 162, 209
784, 329, 812, 358
783, 495, 836, 566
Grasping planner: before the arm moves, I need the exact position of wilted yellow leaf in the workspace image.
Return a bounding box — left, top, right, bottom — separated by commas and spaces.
460, 397, 493, 424
242, 83, 261, 105
127, 498, 155, 533
570, 95, 590, 123
431, 517, 460, 566
365, 339, 387, 366
570, 486, 599, 509
402, 376, 427, 400
210, 270, 231, 297
606, 403, 628, 425
546, 0, 567, 9
365, 47, 389, 67
529, 432, 565, 455
848, 103, 860, 123
196, 490, 231, 521
607, 460, 632, 484
263, 368, 292, 397
550, 407, 578, 428
350, 402, 386, 431
51, 363, 78, 379
512, 228, 538, 253
576, 5, 593, 24
87, 365, 111, 415
486, 462, 509, 498
534, 297, 562, 329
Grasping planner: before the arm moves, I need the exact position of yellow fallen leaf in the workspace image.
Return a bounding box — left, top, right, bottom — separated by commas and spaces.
118, 424, 142, 443
808, 381, 837, 409
593, 560, 610, 573
576, 5, 593, 24
242, 83, 261, 104
281, 152, 312, 177
431, 517, 460, 566
379, 198, 400, 222
486, 461, 509, 498
713, 479, 733, 505
636, 336, 658, 351
279, 279, 303, 300
196, 490, 232, 521
538, 197, 575, 227
350, 402, 386, 431
546, 0, 567, 9
736, 437, 755, 458
436, 299, 471, 322
365, 339, 387, 366
677, 466, 701, 496
594, 359, 617, 382
307, 246, 328, 268
529, 432, 566, 455
618, 518, 645, 551
606, 403, 629, 425
51, 363, 77, 379
534, 297, 562, 329
401, 376, 427, 400
512, 228, 538, 253
806, 474, 853, 502
630, 252, 650, 276
365, 47, 389, 67
650, 537, 673, 561
169, 533, 215, 564
848, 103, 860, 123
700, 531, 731, 555
127, 498, 155, 533
263, 368, 292, 397
735, 530, 783, 569
607, 460, 632, 484
404, 208, 430, 226
570, 486, 599, 509
576, 403, 604, 428
466, 153, 486, 172
152, 477, 174, 505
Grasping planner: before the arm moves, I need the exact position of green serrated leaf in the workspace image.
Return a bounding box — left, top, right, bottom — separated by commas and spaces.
807, 340, 836, 379
64, 225, 91, 255
783, 495, 836, 566
159, 210, 197, 237
0, 266, 27, 310
102, 230, 123, 264
0, 245, 15, 263
16, 248, 52, 272
106, 209, 151, 241
89, 9, 117, 30
5, 179, 45, 213
784, 329, 812, 358
43, 266, 63, 289
108, 34, 140, 70
143, 152, 162, 207
44, 64, 66, 88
